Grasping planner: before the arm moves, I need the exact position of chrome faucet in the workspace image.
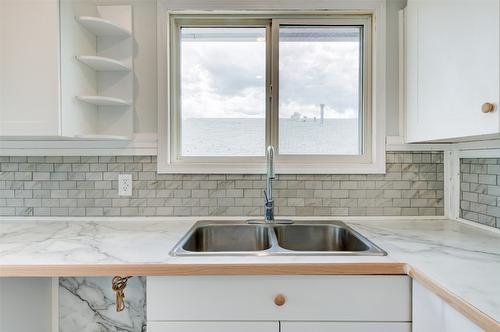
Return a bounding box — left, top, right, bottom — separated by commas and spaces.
247, 145, 291, 224
264, 145, 275, 223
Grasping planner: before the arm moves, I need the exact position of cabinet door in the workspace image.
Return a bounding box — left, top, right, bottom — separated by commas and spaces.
281, 322, 411, 332
413, 280, 484, 332
0, 278, 54, 332
0, 0, 60, 136
148, 322, 278, 332
405, 0, 499, 142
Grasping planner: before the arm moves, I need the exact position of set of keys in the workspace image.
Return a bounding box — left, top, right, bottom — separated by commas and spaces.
111, 276, 132, 312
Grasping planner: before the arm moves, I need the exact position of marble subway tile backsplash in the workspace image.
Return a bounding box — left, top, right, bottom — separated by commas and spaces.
460, 158, 500, 228
0, 152, 444, 217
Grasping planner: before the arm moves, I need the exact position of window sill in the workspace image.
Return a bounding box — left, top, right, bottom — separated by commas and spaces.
157, 159, 386, 174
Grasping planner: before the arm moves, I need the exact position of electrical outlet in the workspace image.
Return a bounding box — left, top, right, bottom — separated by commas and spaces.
118, 174, 132, 196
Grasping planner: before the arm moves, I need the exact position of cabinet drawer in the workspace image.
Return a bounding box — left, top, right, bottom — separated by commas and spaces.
147, 276, 411, 322
281, 322, 411, 332
148, 321, 278, 332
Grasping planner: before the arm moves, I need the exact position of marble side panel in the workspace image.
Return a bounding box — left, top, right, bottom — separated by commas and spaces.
59, 277, 146, 332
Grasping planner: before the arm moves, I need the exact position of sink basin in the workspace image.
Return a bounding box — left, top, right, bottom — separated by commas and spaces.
180, 224, 272, 253
171, 220, 386, 256
274, 224, 371, 252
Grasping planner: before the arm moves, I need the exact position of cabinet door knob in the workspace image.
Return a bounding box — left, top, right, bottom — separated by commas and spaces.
482, 102, 496, 113
274, 294, 286, 306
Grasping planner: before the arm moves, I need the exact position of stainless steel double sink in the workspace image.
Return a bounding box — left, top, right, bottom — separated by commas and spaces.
170, 220, 386, 256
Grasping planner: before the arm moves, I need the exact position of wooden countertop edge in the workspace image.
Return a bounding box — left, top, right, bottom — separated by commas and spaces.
408, 267, 500, 332
1, 262, 499, 331
0, 262, 406, 277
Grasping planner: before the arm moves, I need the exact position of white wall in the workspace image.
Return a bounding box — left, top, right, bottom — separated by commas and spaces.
386, 0, 407, 136
128, 0, 158, 133
95, 0, 158, 134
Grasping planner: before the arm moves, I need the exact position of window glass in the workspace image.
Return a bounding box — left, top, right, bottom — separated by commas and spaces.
278, 26, 362, 155
180, 27, 267, 157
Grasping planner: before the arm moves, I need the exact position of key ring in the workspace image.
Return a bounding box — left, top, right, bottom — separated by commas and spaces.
112, 276, 132, 312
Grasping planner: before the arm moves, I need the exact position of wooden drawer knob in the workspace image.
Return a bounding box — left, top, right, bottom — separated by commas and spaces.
274, 294, 286, 306
482, 102, 496, 113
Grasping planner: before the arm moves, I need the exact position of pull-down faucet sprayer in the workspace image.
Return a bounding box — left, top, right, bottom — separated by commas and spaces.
264, 145, 275, 223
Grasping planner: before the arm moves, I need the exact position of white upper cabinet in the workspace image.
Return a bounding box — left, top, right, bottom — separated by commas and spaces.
0, 1, 134, 140
0, 0, 61, 136
405, 0, 500, 142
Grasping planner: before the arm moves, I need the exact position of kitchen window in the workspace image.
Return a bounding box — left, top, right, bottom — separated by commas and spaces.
158, 12, 385, 174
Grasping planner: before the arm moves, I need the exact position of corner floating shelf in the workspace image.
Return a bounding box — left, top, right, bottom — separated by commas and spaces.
76, 55, 130, 72
62, 5, 134, 139
76, 95, 131, 106
76, 16, 131, 37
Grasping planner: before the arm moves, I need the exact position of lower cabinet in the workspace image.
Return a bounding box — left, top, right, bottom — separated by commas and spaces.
281, 322, 411, 332
0, 277, 55, 332
148, 322, 278, 332
147, 275, 412, 331
413, 280, 484, 332
149, 321, 411, 332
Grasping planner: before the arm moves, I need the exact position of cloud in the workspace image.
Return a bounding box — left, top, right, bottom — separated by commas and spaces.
181, 36, 360, 119
279, 41, 360, 118
182, 41, 266, 118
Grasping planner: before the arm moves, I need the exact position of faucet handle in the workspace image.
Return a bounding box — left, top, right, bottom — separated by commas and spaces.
263, 190, 270, 203
264, 191, 274, 212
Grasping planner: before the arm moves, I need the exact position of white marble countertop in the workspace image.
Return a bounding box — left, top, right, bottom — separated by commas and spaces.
1, 216, 499, 325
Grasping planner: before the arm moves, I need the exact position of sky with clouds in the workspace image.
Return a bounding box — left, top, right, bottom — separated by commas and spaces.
180, 27, 360, 120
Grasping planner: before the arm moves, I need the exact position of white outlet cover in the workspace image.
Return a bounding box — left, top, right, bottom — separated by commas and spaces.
118, 174, 133, 196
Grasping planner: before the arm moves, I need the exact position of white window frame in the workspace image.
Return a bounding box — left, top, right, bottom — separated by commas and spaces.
157, 0, 386, 174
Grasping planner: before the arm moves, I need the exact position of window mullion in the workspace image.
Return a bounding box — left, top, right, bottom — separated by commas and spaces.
270, 19, 280, 154
265, 21, 272, 151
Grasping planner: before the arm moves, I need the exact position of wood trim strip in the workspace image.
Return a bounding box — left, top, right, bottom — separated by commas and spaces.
409, 267, 500, 332
0, 263, 406, 277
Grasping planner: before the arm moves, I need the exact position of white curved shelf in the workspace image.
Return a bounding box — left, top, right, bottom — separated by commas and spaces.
76, 16, 131, 37
72, 134, 130, 141
76, 96, 131, 106
76, 55, 130, 72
